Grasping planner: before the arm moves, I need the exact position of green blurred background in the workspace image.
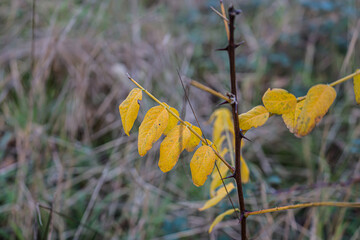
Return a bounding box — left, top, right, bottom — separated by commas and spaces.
0, 0, 359, 239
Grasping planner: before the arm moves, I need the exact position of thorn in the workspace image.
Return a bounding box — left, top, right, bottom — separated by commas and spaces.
229, 6, 242, 16
240, 130, 252, 142
222, 174, 235, 180
217, 100, 229, 106
216, 46, 229, 51
235, 41, 245, 49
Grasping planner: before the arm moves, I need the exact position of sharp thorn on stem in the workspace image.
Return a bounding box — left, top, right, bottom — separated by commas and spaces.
217, 100, 230, 106
216, 46, 229, 51
235, 41, 245, 49
239, 130, 252, 142
222, 174, 235, 180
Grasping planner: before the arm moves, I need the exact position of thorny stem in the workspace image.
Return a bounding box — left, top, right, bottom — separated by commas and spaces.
127, 74, 235, 173
226, 6, 247, 239
245, 202, 360, 217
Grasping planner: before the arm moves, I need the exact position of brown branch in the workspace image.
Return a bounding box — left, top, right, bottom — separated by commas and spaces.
226, 6, 247, 239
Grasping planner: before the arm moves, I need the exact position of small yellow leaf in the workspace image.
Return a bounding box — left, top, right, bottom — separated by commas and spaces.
354, 70, 360, 104
190, 145, 217, 187
163, 106, 179, 135
238, 105, 269, 130
282, 100, 305, 133
209, 208, 239, 233
138, 105, 169, 156
184, 123, 202, 152
199, 183, 235, 211
158, 125, 191, 172
119, 88, 142, 136
209, 108, 234, 147
262, 88, 297, 114
295, 84, 336, 137
241, 156, 250, 183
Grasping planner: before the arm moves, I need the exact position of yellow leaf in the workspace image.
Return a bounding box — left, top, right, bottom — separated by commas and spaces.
119, 88, 142, 136
209, 208, 239, 233
262, 88, 297, 114
163, 106, 179, 135
158, 125, 191, 172
199, 183, 235, 211
241, 156, 250, 183
209, 108, 234, 147
184, 123, 202, 152
238, 105, 269, 130
354, 70, 360, 104
190, 145, 217, 186
295, 84, 336, 137
138, 105, 169, 156
282, 100, 305, 133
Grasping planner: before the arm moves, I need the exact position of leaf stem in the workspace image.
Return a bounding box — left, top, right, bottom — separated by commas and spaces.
329, 70, 360, 87
189, 80, 232, 103
127, 74, 234, 173
245, 202, 360, 217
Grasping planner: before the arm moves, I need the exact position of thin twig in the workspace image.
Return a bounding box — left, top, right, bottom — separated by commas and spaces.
245, 202, 360, 217
220, 0, 230, 40
189, 80, 232, 103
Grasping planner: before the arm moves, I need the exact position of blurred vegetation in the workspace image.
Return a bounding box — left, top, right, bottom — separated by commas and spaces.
0, 0, 359, 239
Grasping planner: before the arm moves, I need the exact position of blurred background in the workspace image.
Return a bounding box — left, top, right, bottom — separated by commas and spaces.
0, 0, 359, 239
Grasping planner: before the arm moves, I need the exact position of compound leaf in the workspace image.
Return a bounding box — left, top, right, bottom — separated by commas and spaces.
199, 183, 235, 211
238, 105, 269, 130
295, 84, 336, 137
119, 88, 142, 136
262, 88, 297, 114
158, 125, 191, 172
190, 145, 217, 187
209, 208, 239, 233
354, 70, 360, 104
138, 105, 168, 156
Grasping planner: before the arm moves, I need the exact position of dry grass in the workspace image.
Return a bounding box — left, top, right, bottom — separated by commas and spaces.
0, 0, 359, 239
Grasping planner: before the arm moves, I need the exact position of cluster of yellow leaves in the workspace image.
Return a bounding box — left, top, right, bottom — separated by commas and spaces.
119, 88, 221, 187
237, 84, 341, 137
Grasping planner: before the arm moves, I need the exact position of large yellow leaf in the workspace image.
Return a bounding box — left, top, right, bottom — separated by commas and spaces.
184, 123, 202, 152
138, 105, 169, 156
282, 100, 305, 133
209, 108, 234, 147
295, 84, 336, 137
209, 208, 239, 233
199, 183, 235, 211
158, 125, 191, 172
119, 88, 142, 136
354, 70, 360, 104
262, 88, 297, 114
190, 145, 217, 186
163, 106, 179, 135
238, 105, 269, 130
